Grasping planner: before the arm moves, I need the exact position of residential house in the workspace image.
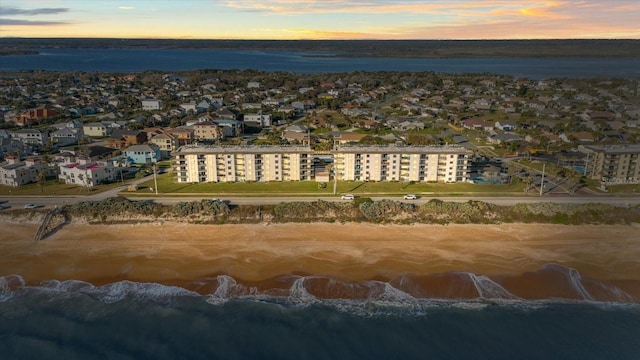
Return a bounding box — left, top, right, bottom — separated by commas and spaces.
460, 118, 494, 131
192, 121, 223, 141
560, 132, 594, 143
213, 119, 242, 137
11, 129, 48, 146
165, 127, 194, 146
243, 113, 272, 128
282, 131, 310, 145
0, 156, 47, 187
495, 121, 517, 131
395, 120, 426, 132
336, 132, 367, 144
180, 102, 197, 114
108, 129, 147, 150
0, 138, 25, 156
123, 144, 161, 164
242, 103, 262, 110
261, 98, 280, 107
196, 99, 212, 113
216, 108, 237, 120
290, 101, 307, 114
58, 160, 117, 187
50, 127, 82, 147
0, 129, 11, 140
141, 99, 162, 111
149, 132, 179, 159
83, 122, 110, 137
12, 107, 60, 127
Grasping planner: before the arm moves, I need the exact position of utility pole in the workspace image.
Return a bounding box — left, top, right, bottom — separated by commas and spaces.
539, 163, 546, 196
153, 163, 158, 195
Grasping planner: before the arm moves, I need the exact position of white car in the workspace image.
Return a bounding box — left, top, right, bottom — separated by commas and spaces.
403, 194, 417, 200
24, 204, 41, 209
341, 194, 355, 200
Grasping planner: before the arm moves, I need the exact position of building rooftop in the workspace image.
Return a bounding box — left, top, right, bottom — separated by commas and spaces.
584, 145, 640, 154
176, 144, 472, 155
177, 144, 312, 155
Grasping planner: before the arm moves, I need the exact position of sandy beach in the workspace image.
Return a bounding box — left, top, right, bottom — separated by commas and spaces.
1, 221, 639, 300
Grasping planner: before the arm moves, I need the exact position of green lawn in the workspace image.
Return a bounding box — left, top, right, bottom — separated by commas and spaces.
0, 179, 124, 196
605, 183, 640, 194
125, 172, 526, 197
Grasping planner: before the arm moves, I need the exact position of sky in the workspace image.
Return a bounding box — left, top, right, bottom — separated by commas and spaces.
0, 0, 639, 40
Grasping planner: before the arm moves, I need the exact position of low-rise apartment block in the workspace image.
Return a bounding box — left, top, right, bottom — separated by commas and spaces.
581, 144, 640, 184
174, 145, 472, 183
333, 145, 472, 183
175, 145, 313, 183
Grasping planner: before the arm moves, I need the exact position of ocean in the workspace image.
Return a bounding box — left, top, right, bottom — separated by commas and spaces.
2, 273, 639, 359
1, 48, 640, 79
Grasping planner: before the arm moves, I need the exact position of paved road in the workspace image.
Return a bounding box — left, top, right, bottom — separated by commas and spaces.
2, 170, 639, 210
4, 193, 639, 210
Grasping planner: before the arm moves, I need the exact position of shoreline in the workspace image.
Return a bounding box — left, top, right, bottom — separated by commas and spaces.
2, 222, 639, 300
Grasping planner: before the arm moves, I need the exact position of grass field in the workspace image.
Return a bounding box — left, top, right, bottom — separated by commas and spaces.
124, 172, 527, 197
0, 180, 123, 196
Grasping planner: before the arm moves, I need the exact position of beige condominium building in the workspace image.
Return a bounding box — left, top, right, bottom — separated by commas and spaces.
581, 144, 640, 184
175, 145, 314, 183
174, 145, 472, 183
333, 145, 472, 183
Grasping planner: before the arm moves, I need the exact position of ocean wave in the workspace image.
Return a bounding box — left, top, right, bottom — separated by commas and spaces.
2, 264, 638, 314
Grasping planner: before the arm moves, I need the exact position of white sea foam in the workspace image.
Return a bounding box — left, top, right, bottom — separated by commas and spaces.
469, 273, 519, 300
2, 272, 638, 316
374, 282, 416, 303
206, 275, 237, 304
88, 281, 198, 303
0, 274, 25, 302
40, 279, 95, 293
288, 277, 318, 304
543, 264, 594, 301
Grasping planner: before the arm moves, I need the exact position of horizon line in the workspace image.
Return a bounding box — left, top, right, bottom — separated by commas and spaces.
2, 36, 639, 41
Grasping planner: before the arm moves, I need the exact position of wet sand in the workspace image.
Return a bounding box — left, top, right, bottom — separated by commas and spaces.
1, 222, 639, 300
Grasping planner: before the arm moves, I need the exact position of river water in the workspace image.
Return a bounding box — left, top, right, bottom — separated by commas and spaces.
1, 48, 639, 79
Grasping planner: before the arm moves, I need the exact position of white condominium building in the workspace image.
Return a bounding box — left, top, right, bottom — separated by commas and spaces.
581, 144, 640, 184
333, 145, 472, 183
175, 145, 313, 183
174, 145, 472, 183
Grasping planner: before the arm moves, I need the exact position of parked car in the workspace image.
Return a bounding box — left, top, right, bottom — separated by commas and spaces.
403, 194, 418, 200
340, 194, 355, 200
24, 204, 41, 209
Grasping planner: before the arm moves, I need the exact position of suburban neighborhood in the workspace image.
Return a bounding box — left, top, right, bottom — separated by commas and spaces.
1, 69, 639, 195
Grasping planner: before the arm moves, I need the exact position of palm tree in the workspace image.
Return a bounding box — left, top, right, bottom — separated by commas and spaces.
37, 170, 47, 193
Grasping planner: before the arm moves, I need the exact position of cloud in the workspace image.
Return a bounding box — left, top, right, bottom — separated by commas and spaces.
282, 28, 372, 39
0, 7, 69, 16
220, 1, 568, 15
119, 6, 136, 10
0, 18, 68, 26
